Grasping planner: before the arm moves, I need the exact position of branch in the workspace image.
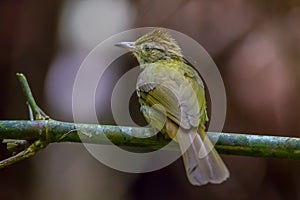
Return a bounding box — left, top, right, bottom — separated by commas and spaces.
1, 73, 300, 169
1, 120, 300, 159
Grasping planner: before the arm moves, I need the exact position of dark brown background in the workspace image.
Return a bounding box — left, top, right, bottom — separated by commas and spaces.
1, 0, 300, 199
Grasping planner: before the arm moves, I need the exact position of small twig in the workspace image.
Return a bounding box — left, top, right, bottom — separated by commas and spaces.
0, 73, 50, 169
16, 73, 48, 120
0, 139, 47, 169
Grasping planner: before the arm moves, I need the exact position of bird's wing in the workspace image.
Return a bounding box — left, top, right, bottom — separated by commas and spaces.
181, 63, 208, 129
137, 62, 207, 130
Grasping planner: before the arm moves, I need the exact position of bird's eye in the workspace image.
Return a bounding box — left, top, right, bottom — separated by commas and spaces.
144, 44, 151, 51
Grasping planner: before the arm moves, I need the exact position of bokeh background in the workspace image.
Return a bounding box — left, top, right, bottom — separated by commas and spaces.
1, 0, 300, 199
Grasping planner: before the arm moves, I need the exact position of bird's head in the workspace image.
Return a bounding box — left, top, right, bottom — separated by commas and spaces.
116, 28, 183, 64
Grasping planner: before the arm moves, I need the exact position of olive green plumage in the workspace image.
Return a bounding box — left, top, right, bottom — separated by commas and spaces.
116, 28, 229, 186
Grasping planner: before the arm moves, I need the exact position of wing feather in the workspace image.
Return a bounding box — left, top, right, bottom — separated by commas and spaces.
137, 62, 207, 130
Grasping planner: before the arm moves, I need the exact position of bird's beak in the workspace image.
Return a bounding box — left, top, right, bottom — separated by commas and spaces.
115, 41, 135, 51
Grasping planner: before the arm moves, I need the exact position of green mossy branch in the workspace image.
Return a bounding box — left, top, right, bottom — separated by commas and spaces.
1, 73, 300, 169
1, 120, 300, 159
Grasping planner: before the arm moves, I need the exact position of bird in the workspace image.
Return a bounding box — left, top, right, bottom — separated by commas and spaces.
116, 28, 229, 186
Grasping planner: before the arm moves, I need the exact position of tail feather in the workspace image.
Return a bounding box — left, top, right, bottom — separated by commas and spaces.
176, 129, 229, 186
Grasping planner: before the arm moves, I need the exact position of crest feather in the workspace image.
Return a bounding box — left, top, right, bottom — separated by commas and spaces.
135, 28, 183, 58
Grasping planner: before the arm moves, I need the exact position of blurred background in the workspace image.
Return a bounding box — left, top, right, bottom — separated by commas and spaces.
1, 0, 300, 199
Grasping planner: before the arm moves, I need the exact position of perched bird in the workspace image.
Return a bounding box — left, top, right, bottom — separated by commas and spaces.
116, 28, 229, 186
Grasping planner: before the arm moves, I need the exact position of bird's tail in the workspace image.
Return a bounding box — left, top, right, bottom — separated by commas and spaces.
175, 129, 229, 186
